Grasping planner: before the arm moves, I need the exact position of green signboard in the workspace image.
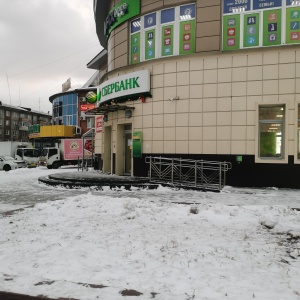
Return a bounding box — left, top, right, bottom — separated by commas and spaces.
131, 33, 140, 64
179, 21, 195, 55
263, 9, 282, 46
105, 0, 140, 38
145, 29, 156, 60
286, 7, 300, 44
223, 14, 240, 51
132, 131, 142, 158
243, 13, 260, 47
161, 25, 174, 57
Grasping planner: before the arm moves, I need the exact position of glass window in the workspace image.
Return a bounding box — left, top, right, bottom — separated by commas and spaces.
144, 13, 156, 28
180, 4, 196, 20
5, 120, 10, 126
0, 109, 3, 116
87, 117, 95, 128
6, 130, 10, 135
130, 4, 195, 64
259, 105, 285, 159
161, 8, 175, 23
6, 110, 10, 117
131, 18, 141, 33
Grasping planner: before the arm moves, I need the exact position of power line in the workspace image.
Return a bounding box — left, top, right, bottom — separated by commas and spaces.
9, 44, 101, 78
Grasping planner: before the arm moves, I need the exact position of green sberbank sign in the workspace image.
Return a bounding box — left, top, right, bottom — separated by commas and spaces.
105, 0, 140, 38
97, 70, 150, 105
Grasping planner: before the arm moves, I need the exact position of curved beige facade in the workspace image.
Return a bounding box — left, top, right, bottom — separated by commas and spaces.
92, 0, 300, 188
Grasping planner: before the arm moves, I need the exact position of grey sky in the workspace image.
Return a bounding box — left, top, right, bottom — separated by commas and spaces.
0, 0, 102, 113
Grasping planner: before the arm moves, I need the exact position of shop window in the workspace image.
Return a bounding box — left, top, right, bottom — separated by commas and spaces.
258, 105, 285, 159
130, 3, 196, 64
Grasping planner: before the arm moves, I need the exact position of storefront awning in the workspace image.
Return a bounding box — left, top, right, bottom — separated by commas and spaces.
85, 104, 135, 116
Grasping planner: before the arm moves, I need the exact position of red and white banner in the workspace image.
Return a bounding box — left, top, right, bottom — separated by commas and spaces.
96, 116, 103, 133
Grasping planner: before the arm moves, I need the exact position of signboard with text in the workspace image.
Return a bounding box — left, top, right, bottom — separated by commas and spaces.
96, 116, 103, 133
105, 0, 140, 38
223, 0, 251, 14
97, 70, 151, 105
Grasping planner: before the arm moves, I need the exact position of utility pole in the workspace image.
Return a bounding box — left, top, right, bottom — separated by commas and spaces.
39, 98, 41, 111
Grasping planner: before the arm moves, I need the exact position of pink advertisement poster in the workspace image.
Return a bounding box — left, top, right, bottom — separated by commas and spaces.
96, 116, 103, 133
64, 139, 83, 160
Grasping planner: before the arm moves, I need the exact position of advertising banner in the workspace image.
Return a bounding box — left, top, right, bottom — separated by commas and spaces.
80, 104, 96, 111
64, 139, 83, 160
161, 25, 174, 57
96, 116, 103, 133
253, 0, 282, 10
145, 29, 156, 60
222, 0, 299, 50
286, 7, 300, 44
243, 13, 260, 47
105, 0, 140, 37
223, 0, 251, 14
263, 9, 282, 46
223, 14, 241, 50
132, 131, 142, 158
131, 33, 140, 64
179, 21, 196, 55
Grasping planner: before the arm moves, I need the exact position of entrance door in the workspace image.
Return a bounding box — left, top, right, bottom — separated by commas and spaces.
124, 125, 132, 175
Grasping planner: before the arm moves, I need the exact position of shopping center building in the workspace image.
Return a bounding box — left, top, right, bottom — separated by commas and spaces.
87, 0, 300, 188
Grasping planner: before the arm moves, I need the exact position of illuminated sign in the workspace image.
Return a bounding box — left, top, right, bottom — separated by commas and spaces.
105, 0, 140, 37
80, 104, 96, 111
97, 70, 150, 104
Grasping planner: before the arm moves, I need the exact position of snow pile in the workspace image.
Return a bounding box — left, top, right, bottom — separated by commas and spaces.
0, 193, 299, 300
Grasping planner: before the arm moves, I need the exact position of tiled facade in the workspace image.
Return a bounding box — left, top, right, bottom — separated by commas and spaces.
91, 0, 300, 188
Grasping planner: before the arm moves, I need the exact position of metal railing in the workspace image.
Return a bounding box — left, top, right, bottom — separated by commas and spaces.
146, 156, 232, 192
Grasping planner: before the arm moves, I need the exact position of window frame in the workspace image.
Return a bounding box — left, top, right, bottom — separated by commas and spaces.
130, 3, 196, 64
255, 102, 288, 164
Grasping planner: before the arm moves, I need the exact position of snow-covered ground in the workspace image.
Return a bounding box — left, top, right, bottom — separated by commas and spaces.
0, 167, 300, 299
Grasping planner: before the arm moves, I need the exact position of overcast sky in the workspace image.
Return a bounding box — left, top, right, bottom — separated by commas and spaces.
0, 0, 103, 114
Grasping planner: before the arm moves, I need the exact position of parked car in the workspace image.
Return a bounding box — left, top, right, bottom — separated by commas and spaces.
0, 155, 26, 171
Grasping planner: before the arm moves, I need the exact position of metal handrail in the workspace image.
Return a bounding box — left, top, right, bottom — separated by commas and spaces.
146, 156, 232, 191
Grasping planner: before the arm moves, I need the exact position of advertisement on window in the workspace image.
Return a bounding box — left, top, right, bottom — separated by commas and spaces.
222, 0, 300, 50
